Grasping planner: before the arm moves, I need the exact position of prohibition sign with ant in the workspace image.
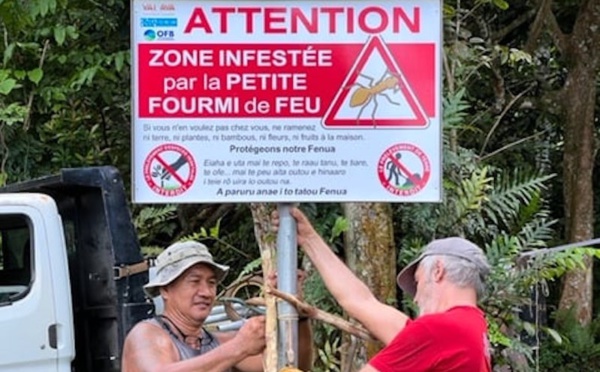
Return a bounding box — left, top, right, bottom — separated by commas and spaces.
322, 36, 428, 128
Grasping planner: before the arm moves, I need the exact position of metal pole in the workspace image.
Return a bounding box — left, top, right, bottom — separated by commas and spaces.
519, 237, 600, 258
276, 203, 299, 369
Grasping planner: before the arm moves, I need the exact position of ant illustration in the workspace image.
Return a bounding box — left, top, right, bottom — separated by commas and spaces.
346, 70, 402, 126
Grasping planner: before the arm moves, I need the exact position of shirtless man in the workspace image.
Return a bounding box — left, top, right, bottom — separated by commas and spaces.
122, 240, 312, 372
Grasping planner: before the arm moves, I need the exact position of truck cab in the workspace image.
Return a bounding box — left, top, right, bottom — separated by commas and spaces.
0, 167, 153, 371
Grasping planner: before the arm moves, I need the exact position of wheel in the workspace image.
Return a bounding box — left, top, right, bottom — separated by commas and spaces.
222, 274, 264, 321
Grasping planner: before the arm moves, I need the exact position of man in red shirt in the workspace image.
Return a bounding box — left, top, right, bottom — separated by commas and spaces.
275, 207, 492, 371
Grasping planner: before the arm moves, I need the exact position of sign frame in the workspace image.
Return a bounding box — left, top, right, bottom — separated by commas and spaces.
130, 0, 443, 204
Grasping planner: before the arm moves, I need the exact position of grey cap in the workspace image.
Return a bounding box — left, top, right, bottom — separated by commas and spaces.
144, 241, 229, 298
396, 237, 490, 297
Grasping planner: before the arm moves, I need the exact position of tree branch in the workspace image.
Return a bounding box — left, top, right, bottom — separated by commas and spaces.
525, 0, 547, 53
268, 287, 376, 342
250, 203, 278, 372
23, 39, 50, 131
541, 0, 569, 53
526, 0, 569, 54
493, 8, 537, 43
571, 0, 600, 68
0, 123, 7, 180
479, 131, 548, 162
480, 86, 534, 156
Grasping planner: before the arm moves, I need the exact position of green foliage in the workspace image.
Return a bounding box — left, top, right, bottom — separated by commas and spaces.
485, 169, 554, 231
133, 204, 178, 252
297, 203, 346, 371
175, 218, 257, 280
0, 102, 26, 125
0, 0, 131, 183
531, 248, 600, 282
454, 165, 492, 221
140, 214, 261, 290
395, 78, 586, 369
314, 324, 342, 372
0, 0, 596, 370
482, 238, 600, 368
443, 87, 472, 130
495, 46, 533, 66
391, 6, 590, 368
490, 0, 510, 11
538, 309, 600, 371
306, 279, 345, 370
328, 216, 349, 244
397, 160, 600, 370
234, 257, 263, 281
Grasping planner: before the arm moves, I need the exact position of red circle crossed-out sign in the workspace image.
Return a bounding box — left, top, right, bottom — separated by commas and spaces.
377, 143, 431, 196
144, 143, 197, 196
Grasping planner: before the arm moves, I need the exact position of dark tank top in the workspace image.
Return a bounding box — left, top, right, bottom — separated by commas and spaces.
148, 317, 232, 371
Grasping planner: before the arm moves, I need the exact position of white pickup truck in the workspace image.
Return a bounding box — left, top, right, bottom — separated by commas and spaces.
0, 167, 153, 372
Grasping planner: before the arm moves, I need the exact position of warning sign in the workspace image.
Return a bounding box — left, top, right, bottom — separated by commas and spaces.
143, 143, 197, 196
131, 0, 442, 203
377, 143, 431, 196
323, 36, 428, 128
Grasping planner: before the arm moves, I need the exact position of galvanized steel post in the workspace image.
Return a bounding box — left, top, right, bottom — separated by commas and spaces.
276, 203, 299, 369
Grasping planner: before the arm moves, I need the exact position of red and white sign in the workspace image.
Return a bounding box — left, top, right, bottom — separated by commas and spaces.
323, 36, 429, 128
143, 143, 197, 196
132, 0, 441, 203
377, 143, 431, 196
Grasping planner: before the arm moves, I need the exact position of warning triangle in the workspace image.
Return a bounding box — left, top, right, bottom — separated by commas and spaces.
322, 36, 428, 128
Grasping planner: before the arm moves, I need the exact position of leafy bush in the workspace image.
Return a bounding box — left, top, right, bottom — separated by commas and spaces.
394, 138, 600, 370
538, 308, 600, 372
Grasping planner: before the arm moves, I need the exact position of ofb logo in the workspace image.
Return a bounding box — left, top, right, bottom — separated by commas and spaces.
143, 29, 174, 41
143, 29, 156, 41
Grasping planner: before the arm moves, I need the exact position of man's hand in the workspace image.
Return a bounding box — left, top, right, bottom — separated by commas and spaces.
234, 316, 266, 356
272, 207, 320, 247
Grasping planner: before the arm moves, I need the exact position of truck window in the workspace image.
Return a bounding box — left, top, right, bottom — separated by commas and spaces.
0, 214, 32, 303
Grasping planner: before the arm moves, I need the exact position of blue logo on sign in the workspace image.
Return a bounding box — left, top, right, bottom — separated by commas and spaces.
155, 30, 175, 40
141, 18, 178, 28
143, 29, 174, 41
144, 29, 156, 41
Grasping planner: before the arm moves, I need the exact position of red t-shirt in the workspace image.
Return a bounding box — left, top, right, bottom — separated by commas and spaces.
369, 306, 491, 372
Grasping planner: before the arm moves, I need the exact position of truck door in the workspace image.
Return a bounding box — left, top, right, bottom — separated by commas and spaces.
0, 195, 74, 371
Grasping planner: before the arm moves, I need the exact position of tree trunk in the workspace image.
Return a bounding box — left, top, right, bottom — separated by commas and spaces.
552, 0, 600, 324
558, 58, 596, 324
340, 203, 395, 371
249, 203, 278, 372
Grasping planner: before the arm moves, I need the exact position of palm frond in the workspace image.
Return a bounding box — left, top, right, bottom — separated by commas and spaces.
484, 169, 555, 229
516, 216, 557, 250
133, 204, 178, 242
446, 165, 493, 234
442, 87, 475, 130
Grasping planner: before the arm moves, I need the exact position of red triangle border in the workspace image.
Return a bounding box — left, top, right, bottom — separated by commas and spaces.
322, 36, 428, 128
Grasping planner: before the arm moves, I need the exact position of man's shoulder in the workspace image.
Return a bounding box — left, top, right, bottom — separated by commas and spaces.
412, 306, 485, 330
130, 317, 158, 330
411, 306, 487, 335
126, 317, 169, 342
122, 317, 180, 367
419, 306, 483, 320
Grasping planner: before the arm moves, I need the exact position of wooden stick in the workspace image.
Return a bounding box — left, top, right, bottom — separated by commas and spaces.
260, 249, 278, 371
250, 203, 278, 372
267, 287, 376, 342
